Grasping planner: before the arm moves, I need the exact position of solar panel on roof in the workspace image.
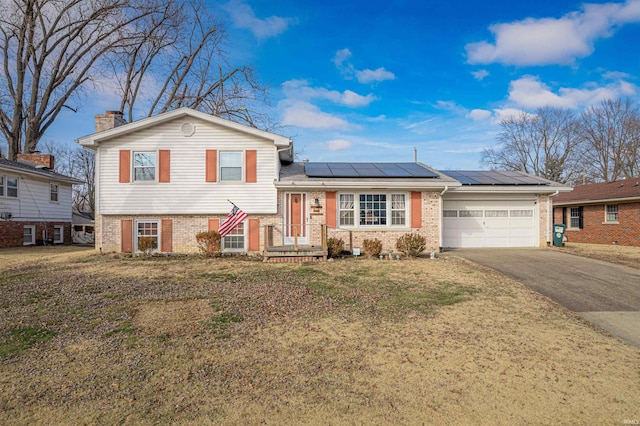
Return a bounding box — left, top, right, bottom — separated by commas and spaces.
441, 170, 549, 185
304, 162, 439, 178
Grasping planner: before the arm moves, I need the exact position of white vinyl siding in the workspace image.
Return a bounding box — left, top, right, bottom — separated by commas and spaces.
97, 117, 279, 215
0, 169, 74, 222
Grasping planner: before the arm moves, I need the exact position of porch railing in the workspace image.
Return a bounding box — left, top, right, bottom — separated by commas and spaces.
263, 223, 327, 252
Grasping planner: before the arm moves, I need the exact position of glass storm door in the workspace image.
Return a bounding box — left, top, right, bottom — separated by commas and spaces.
285, 193, 308, 245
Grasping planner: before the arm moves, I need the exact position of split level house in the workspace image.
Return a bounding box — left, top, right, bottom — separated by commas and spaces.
0, 154, 82, 248
77, 108, 571, 256
553, 178, 640, 246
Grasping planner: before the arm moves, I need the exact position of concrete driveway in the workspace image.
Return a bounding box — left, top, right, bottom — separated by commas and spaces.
447, 248, 640, 347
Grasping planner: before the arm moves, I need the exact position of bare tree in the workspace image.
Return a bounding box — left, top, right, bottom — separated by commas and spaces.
0, 0, 275, 161
578, 98, 640, 182
108, 0, 273, 130
482, 107, 582, 184
0, 0, 174, 160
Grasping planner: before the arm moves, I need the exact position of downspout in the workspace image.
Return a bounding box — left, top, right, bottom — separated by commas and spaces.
439, 186, 448, 252
547, 191, 559, 246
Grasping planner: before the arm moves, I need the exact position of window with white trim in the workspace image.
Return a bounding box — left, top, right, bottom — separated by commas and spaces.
53, 225, 63, 243
338, 194, 355, 226
510, 209, 533, 217
605, 205, 618, 222
133, 152, 156, 181
219, 152, 243, 181
135, 221, 159, 252
223, 221, 245, 251
486, 210, 508, 217
459, 210, 483, 218
7, 176, 17, 198
443, 210, 457, 217
570, 207, 582, 229
0, 175, 3, 196
338, 193, 407, 227
50, 183, 59, 202
23, 226, 35, 245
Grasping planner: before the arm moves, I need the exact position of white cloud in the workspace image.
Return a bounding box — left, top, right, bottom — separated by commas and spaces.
366, 114, 387, 122
467, 109, 492, 121
508, 75, 637, 109
281, 80, 376, 107
355, 67, 396, 84
466, 0, 640, 66
492, 108, 533, 124
333, 48, 396, 84
281, 101, 349, 130
326, 139, 353, 150
472, 69, 490, 80
221, 0, 296, 40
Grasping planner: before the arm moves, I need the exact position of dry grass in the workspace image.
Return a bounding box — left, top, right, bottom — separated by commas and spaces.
0, 246, 639, 425
557, 242, 640, 269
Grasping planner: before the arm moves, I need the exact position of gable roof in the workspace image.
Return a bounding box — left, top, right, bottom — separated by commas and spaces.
76, 107, 292, 149
553, 178, 640, 205
0, 157, 82, 184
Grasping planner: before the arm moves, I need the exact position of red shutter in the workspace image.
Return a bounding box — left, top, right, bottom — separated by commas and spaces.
121, 219, 133, 253
411, 192, 422, 228
159, 150, 170, 183
248, 218, 260, 251
326, 192, 337, 228
161, 219, 172, 252
208, 218, 219, 232
119, 150, 130, 183
206, 150, 217, 182
246, 150, 257, 183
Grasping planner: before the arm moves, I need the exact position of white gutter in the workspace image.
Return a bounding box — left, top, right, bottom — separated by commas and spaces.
275, 180, 459, 190
547, 190, 559, 246
439, 186, 448, 251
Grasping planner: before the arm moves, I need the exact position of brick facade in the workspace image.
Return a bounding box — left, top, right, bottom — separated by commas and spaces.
0, 221, 72, 248
553, 202, 640, 246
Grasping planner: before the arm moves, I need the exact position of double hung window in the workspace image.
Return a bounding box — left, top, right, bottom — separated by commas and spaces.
6, 176, 17, 197
133, 152, 156, 181
50, 183, 59, 202
220, 152, 243, 181
605, 205, 618, 222
136, 221, 159, 252
223, 222, 245, 250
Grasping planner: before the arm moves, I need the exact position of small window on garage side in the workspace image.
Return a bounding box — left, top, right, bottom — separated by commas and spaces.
443, 210, 457, 217
510, 210, 533, 217
53, 225, 64, 243
605, 205, 618, 223
485, 210, 508, 217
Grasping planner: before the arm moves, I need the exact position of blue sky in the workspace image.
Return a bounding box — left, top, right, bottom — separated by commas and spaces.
46, 0, 640, 169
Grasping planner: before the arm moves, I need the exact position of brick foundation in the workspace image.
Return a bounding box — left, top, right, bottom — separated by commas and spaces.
0, 221, 72, 248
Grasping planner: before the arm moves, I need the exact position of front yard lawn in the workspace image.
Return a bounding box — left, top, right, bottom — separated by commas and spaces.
0, 246, 638, 424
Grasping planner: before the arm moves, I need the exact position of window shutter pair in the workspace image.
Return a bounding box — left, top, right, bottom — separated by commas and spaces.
209, 217, 259, 251
119, 150, 170, 183
205, 149, 257, 183
120, 219, 172, 253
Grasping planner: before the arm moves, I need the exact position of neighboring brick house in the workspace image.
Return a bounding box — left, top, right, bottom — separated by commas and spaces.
0, 155, 82, 248
553, 178, 640, 246
77, 108, 569, 254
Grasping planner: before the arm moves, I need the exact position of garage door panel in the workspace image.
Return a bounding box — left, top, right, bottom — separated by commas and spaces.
443, 199, 536, 248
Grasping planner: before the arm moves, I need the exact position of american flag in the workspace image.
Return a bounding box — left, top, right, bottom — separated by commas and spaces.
218, 205, 248, 238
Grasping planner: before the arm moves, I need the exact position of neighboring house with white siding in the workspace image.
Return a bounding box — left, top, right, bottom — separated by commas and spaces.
0, 155, 81, 248
78, 108, 570, 255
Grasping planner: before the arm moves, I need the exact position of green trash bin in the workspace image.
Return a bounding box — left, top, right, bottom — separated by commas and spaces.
553, 224, 566, 247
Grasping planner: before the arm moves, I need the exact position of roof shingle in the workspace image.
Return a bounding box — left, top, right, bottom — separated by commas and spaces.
553, 178, 640, 204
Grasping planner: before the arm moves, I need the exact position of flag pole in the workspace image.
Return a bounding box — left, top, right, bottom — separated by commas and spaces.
227, 199, 238, 208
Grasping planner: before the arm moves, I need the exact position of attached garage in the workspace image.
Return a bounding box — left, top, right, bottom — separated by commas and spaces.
443, 199, 537, 248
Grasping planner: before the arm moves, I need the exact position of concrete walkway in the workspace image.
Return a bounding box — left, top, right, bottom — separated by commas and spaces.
447, 248, 640, 347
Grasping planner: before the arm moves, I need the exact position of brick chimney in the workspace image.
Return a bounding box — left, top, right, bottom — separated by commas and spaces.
17, 153, 55, 169
95, 110, 127, 133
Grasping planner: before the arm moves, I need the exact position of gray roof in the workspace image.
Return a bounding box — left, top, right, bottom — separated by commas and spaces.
0, 157, 82, 184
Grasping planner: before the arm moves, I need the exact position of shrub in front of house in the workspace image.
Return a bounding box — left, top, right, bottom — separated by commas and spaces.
196, 231, 221, 257
396, 233, 426, 257
362, 238, 383, 257
138, 237, 157, 255
326, 237, 345, 258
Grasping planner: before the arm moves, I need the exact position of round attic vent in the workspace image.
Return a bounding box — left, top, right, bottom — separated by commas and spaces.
181, 122, 196, 137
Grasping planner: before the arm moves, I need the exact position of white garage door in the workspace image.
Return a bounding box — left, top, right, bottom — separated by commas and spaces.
443, 200, 537, 248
